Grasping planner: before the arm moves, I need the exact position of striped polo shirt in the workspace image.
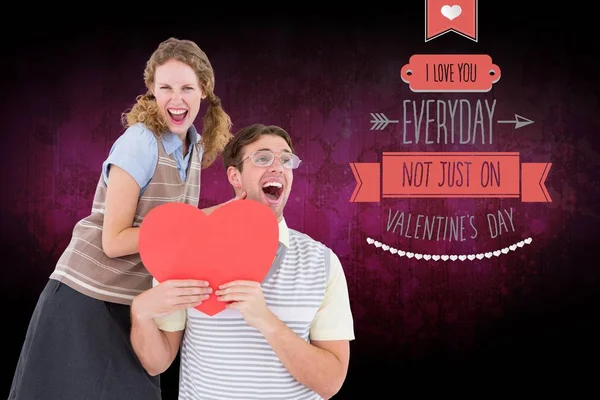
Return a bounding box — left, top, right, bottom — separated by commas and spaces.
171, 222, 351, 400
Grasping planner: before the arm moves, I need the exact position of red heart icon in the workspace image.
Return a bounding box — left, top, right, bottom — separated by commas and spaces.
138, 199, 279, 316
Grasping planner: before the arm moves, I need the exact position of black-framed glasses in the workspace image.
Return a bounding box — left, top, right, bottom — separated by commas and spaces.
238, 150, 302, 169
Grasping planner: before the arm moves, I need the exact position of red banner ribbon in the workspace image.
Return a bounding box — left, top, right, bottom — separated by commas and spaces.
350, 152, 552, 203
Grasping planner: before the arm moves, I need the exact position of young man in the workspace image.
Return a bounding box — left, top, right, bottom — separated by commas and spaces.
130, 124, 355, 399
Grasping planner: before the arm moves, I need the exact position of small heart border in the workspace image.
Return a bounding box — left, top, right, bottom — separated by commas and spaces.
365, 237, 533, 261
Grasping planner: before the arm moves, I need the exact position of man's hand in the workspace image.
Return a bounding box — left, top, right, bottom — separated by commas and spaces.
215, 280, 277, 331
131, 279, 212, 322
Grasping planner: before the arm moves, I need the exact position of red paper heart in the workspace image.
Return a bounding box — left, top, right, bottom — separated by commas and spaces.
138, 200, 279, 316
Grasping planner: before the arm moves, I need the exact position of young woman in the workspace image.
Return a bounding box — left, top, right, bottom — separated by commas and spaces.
9, 37, 241, 400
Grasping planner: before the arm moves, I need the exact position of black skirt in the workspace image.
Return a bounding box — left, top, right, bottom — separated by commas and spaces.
9, 279, 162, 400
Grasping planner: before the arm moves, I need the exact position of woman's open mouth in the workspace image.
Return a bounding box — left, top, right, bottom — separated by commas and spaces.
167, 108, 188, 125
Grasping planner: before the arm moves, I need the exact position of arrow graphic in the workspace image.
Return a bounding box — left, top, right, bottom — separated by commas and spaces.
370, 113, 399, 130
497, 114, 534, 129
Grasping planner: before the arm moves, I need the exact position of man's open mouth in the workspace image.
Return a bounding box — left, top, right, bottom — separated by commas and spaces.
262, 181, 283, 203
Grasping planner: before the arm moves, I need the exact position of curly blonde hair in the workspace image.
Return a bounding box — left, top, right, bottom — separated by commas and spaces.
121, 37, 233, 168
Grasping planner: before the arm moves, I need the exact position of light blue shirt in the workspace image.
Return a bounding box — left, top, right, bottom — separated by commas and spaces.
102, 122, 201, 194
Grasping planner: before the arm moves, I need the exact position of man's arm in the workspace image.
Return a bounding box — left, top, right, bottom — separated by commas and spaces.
262, 249, 353, 398
261, 320, 350, 399
130, 313, 183, 376
216, 249, 354, 399
130, 279, 207, 376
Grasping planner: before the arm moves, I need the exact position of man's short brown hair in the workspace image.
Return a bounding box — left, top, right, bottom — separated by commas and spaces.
222, 124, 295, 172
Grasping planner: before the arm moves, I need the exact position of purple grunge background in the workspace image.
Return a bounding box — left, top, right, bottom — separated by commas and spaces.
2, 5, 598, 398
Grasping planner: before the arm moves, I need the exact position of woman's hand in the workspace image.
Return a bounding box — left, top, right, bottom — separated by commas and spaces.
224, 190, 247, 204
131, 279, 212, 321
202, 191, 247, 216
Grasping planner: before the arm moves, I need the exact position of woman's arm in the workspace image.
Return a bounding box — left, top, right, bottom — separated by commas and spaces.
102, 165, 143, 258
